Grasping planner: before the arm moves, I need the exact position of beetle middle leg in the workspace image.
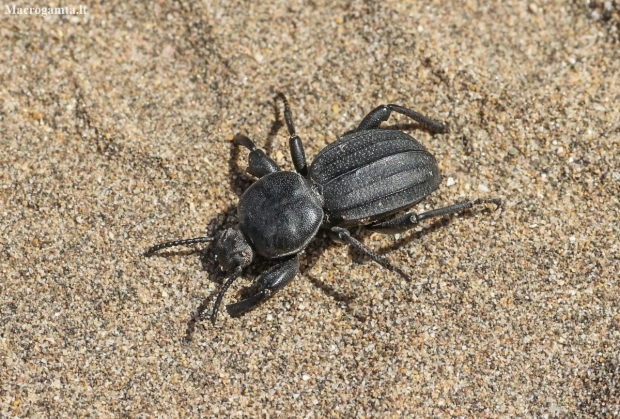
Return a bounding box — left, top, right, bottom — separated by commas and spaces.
275, 93, 308, 176
225, 254, 300, 318
357, 104, 447, 134
233, 134, 280, 178
367, 198, 502, 234
331, 227, 411, 281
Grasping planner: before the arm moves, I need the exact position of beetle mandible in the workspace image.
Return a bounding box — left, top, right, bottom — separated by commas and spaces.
147, 94, 501, 324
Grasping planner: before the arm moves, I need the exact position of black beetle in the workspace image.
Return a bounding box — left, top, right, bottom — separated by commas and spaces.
147, 94, 501, 324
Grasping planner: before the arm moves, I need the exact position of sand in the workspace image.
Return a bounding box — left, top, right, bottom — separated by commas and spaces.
1, 1, 619, 417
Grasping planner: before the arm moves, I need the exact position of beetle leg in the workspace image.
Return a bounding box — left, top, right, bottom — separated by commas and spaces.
366, 212, 420, 234
357, 104, 447, 134
331, 227, 411, 281
275, 93, 308, 176
368, 198, 502, 234
233, 134, 280, 178
226, 254, 300, 317
210, 266, 244, 324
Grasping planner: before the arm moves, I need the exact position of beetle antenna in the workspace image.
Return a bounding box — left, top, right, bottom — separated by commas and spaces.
331, 227, 411, 281
145, 236, 213, 256
210, 266, 244, 324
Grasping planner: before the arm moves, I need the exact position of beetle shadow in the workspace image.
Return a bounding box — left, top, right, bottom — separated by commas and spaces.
354, 216, 451, 257
217, 213, 454, 326
353, 204, 499, 258
264, 98, 284, 156
228, 101, 285, 197
148, 132, 260, 340
334, 213, 472, 304
183, 288, 219, 343
145, 203, 238, 341
220, 228, 367, 323
224, 230, 366, 323
185, 103, 289, 337
228, 139, 255, 197
214, 228, 361, 319
300, 231, 363, 315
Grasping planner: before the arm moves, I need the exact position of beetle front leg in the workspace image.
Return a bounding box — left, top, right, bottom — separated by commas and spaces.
275, 93, 308, 176
357, 104, 447, 134
210, 266, 244, 324
368, 198, 502, 234
233, 134, 281, 178
226, 254, 300, 317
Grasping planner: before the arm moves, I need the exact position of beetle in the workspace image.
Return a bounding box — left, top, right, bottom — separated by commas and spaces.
147, 94, 501, 324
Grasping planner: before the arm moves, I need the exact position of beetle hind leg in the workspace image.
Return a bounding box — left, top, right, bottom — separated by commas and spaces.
357, 104, 447, 134
368, 198, 502, 234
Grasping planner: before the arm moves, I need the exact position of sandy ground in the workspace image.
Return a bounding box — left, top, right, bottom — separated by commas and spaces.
1, 1, 619, 417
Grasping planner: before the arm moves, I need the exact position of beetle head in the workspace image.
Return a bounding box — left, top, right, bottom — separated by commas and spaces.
213, 228, 254, 271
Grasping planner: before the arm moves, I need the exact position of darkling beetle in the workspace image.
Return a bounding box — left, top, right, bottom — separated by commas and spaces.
147, 94, 501, 324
